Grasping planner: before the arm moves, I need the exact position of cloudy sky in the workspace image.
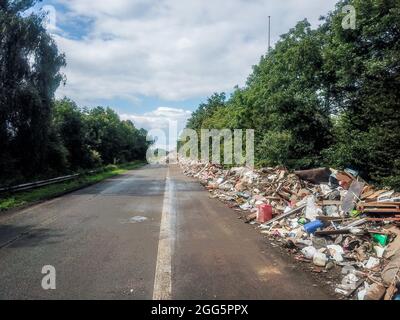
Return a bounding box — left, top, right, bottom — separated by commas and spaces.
37, 0, 338, 149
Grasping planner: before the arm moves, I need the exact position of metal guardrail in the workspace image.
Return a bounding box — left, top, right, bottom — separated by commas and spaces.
0, 165, 130, 195
0, 174, 81, 194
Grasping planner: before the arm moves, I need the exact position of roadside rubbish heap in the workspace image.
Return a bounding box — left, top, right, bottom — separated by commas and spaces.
179, 158, 400, 300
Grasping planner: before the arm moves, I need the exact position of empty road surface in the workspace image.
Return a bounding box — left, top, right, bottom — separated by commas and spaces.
0, 165, 331, 300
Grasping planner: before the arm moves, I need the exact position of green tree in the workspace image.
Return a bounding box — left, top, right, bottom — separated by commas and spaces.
85, 107, 150, 165
251, 20, 333, 168
186, 93, 226, 131
85, 107, 124, 164
53, 98, 98, 169
0, 0, 65, 182
187, 20, 333, 169
321, 0, 400, 187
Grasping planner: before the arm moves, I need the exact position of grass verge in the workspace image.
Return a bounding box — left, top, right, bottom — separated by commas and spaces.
0, 161, 146, 212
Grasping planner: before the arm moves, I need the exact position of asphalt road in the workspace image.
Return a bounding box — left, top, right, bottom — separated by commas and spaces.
0, 164, 332, 300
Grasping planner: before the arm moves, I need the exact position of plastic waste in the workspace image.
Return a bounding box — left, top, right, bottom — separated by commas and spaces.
373, 234, 389, 246
313, 252, 327, 267
358, 282, 370, 301
324, 205, 339, 217
342, 180, 365, 213
304, 220, 324, 234
365, 257, 380, 269
350, 210, 361, 217
298, 217, 307, 225
341, 273, 359, 290
257, 204, 273, 223
179, 158, 400, 299
302, 246, 317, 259
342, 265, 356, 275
374, 245, 386, 258
327, 245, 344, 263
345, 168, 359, 177
305, 196, 320, 221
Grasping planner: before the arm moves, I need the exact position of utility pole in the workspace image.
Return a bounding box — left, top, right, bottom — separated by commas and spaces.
268, 15, 271, 53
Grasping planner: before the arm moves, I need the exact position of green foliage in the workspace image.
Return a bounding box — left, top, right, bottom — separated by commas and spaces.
54, 98, 94, 169
0, 161, 146, 212
321, 0, 400, 187
187, 20, 333, 169
185, 0, 400, 188
0, 0, 65, 180
84, 106, 150, 165
257, 131, 293, 167
53, 100, 152, 174
0, 1, 151, 186
186, 93, 226, 131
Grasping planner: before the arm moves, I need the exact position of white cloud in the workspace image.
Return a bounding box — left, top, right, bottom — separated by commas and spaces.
121, 107, 192, 150
121, 107, 192, 131
51, 0, 338, 105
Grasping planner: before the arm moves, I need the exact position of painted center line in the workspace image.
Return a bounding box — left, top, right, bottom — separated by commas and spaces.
153, 167, 175, 300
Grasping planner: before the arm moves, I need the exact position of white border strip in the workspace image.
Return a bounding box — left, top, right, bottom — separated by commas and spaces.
153, 167, 173, 300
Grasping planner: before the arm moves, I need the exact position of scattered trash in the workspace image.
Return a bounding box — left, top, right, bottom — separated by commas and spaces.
127, 216, 148, 223
294, 168, 331, 184
365, 257, 380, 270
304, 220, 324, 234
257, 204, 273, 223
365, 283, 386, 300
313, 252, 328, 267
179, 157, 400, 300
305, 196, 320, 221
374, 246, 386, 258
302, 246, 317, 260
327, 245, 344, 263
372, 234, 389, 246
382, 251, 400, 286
342, 181, 365, 213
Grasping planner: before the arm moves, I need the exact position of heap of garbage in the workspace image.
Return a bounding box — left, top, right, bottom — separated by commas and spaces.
179, 158, 400, 300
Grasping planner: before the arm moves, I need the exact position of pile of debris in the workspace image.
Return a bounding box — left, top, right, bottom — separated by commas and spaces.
179, 158, 400, 300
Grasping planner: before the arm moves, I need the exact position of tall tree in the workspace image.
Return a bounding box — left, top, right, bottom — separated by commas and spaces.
321, 0, 400, 186
85, 107, 150, 165
186, 93, 226, 131
251, 20, 333, 168
53, 98, 99, 170
0, 0, 66, 182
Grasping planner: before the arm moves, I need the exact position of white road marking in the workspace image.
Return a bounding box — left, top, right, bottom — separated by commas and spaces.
153, 167, 175, 300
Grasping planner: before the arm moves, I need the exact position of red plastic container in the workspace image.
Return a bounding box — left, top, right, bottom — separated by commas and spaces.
257, 204, 273, 223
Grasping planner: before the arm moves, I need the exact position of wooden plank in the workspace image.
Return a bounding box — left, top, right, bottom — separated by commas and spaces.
368, 218, 400, 221
335, 171, 353, 184
360, 202, 400, 207
366, 190, 388, 200
361, 192, 374, 200
315, 229, 351, 236
361, 189, 376, 200
358, 202, 400, 214
317, 200, 342, 206
261, 204, 306, 226
317, 216, 353, 222
363, 209, 400, 214
367, 229, 391, 235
